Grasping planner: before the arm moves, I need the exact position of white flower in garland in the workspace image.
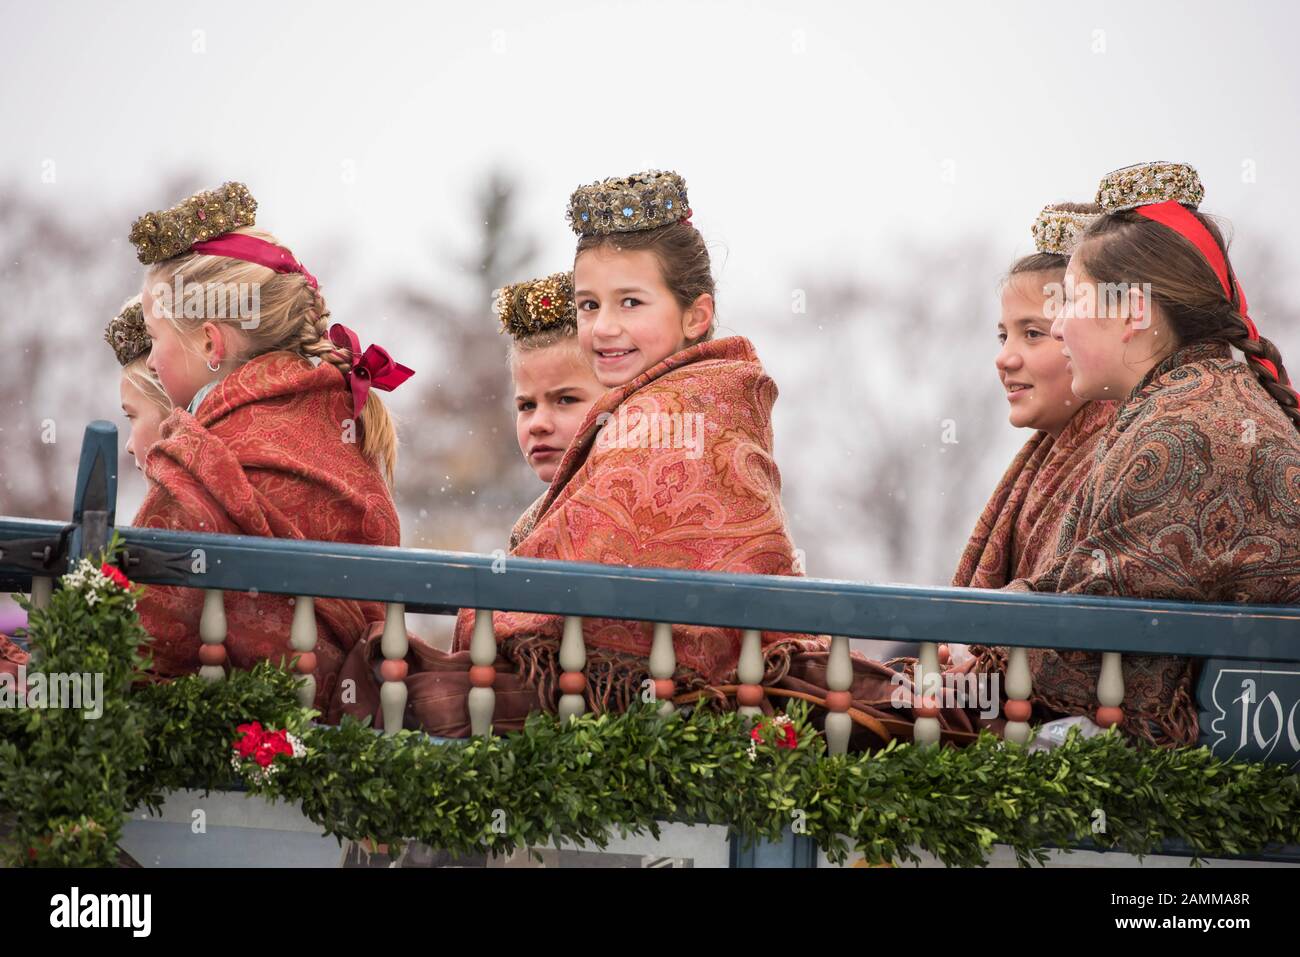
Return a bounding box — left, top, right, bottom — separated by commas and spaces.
59, 557, 136, 608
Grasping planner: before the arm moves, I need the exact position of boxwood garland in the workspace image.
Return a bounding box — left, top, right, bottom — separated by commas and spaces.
3, 549, 1299, 868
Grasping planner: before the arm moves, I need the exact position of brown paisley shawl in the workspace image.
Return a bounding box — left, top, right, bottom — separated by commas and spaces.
1005, 341, 1300, 745
954, 399, 1117, 589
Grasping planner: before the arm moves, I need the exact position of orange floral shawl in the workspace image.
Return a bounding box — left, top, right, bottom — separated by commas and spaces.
452, 336, 803, 684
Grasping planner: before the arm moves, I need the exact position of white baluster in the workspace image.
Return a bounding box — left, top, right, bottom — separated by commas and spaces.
30, 576, 52, 610
198, 589, 228, 682
379, 602, 408, 735
26, 576, 53, 667
557, 615, 587, 723
1003, 646, 1033, 744
468, 608, 497, 737
1096, 652, 1125, 731
289, 596, 318, 709
913, 641, 942, 746
824, 635, 852, 755
737, 629, 764, 718
649, 621, 676, 717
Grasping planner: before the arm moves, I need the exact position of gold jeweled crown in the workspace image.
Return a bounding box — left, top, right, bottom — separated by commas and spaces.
1031, 204, 1101, 255
494, 271, 576, 339
128, 181, 258, 265
567, 169, 690, 236
104, 295, 148, 366
1095, 162, 1205, 213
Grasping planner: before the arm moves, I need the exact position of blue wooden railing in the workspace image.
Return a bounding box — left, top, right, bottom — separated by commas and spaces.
2, 421, 1299, 770
3, 422, 1300, 867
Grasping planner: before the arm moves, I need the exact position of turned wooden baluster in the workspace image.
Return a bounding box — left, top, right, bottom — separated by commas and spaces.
1096, 652, 1125, 731
557, 615, 587, 722
649, 621, 676, 717
379, 602, 408, 735
30, 576, 52, 610
913, 641, 941, 746
824, 635, 853, 756
1003, 646, 1033, 744
289, 596, 319, 708
737, 628, 764, 718
468, 608, 497, 737
25, 577, 53, 667
197, 588, 227, 682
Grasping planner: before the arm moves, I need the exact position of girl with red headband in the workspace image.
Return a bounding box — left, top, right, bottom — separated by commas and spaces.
127, 182, 412, 710
1004, 161, 1300, 746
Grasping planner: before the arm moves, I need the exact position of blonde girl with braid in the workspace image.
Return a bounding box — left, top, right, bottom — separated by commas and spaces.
127, 182, 413, 710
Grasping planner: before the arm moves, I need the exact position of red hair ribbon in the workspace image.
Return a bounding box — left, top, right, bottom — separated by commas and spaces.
1134, 200, 1280, 382
191, 233, 319, 290
327, 323, 414, 417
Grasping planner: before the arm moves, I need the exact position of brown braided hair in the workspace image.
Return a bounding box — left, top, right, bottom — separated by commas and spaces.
1075, 210, 1300, 431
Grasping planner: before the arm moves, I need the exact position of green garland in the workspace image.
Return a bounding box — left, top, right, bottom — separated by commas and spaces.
3, 548, 1299, 868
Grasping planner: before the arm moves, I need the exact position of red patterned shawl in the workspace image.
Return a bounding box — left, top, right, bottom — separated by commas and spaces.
133, 351, 401, 709
452, 336, 805, 684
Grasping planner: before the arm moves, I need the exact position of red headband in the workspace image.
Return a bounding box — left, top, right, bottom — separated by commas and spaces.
327, 323, 414, 417
191, 233, 319, 290
1134, 201, 1279, 382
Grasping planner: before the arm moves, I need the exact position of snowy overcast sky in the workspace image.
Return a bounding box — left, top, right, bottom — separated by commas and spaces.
3, 0, 1299, 588
4, 0, 1299, 306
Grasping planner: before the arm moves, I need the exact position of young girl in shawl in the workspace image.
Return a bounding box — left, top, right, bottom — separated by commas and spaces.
444, 169, 809, 712
498, 271, 603, 548
105, 295, 172, 476
129, 182, 413, 709
431, 170, 954, 747
1008, 161, 1300, 746
0, 295, 176, 682
953, 203, 1114, 591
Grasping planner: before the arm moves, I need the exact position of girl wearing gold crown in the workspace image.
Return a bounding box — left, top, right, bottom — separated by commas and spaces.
954, 202, 1114, 592
126, 182, 413, 710
381, 170, 964, 748
104, 295, 173, 475
998, 162, 1300, 746
495, 271, 604, 547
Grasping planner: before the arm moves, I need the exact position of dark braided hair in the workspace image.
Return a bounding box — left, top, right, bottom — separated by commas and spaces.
1075, 209, 1300, 431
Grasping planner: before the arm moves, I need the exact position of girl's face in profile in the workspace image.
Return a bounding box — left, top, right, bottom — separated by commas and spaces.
996, 270, 1082, 437
1053, 254, 1152, 402
574, 246, 712, 387
120, 373, 169, 474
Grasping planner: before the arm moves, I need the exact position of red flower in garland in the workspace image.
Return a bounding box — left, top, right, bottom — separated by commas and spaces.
100, 563, 131, 589
233, 722, 299, 771
234, 722, 265, 758
749, 716, 798, 752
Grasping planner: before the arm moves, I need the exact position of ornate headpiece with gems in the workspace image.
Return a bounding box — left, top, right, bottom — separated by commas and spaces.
1031, 204, 1101, 256
104, 295, 148, 366
494, 271, 576, 339
128, 181, 258, 265
1095, 162, 1205, 214
567, 170, 691, 236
